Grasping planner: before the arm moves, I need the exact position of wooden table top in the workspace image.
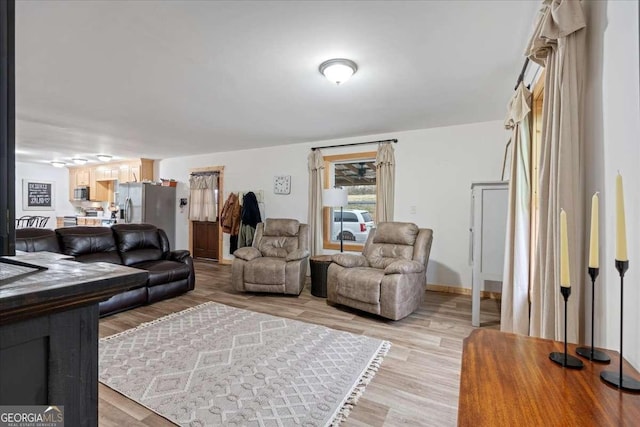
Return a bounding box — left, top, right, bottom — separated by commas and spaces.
0, 252, 147, 325
458, 329, 640, 426
310, 255, 333, 263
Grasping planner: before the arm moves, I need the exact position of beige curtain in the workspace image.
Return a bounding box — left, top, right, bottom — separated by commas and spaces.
204, 175, 218, 221
189, 174, 218, 222
528, 0, 586, 342
375, 142, 395, 222
308, 150, 324, 256
501, 82, 532, 335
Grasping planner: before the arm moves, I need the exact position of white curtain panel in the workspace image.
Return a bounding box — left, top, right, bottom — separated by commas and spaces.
189, 176, 205, 221
202, 175, 218, 222
501, 82, 532, 336
189, 174, 218, 222
308, 150, 324, 256
527, 0, 586, 342
375, 142, 395, 223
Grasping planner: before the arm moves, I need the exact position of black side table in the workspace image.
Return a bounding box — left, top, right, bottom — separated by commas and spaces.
310, 255, 333, 298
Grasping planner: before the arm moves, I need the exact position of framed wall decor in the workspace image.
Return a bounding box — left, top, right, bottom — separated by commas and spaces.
273, 175, 291, 195
22, 180, 55, 210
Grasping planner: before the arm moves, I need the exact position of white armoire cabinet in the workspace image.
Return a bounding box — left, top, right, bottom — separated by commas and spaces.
469, 181, 509, 327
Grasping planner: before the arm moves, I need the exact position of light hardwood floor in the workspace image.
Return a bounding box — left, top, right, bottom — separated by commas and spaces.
98, 260, 500, 427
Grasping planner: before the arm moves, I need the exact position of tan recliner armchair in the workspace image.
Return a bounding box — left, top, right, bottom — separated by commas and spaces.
232, 218, 309, 295
327, 222, 433, 320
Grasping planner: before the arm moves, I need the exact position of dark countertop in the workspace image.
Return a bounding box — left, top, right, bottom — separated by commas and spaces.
0, 252, 148, 325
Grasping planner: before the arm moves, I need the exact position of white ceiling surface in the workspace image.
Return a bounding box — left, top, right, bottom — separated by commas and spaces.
16, 0, 539, 164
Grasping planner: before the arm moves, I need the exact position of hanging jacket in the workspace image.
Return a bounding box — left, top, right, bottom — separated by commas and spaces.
241, 192, 261, 228
238, 223, 256, 248
220, 193, 241, 235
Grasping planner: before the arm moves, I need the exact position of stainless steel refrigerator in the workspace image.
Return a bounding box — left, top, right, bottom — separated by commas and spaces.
118, 183, 176, 249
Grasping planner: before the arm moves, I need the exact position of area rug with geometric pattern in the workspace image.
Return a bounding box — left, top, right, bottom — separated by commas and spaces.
99, 302, 390, 426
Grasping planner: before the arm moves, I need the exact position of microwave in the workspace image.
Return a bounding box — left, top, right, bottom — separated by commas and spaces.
73, 186, 90, 201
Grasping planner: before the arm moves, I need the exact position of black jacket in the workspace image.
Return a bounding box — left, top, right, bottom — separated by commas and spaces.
241, 192, 261, 228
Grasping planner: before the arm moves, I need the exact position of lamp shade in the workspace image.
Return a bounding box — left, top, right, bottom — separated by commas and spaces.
323, 188, 348, 207
319, 58, 357, 85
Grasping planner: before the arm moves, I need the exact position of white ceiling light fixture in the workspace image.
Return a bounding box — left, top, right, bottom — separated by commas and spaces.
72, 158, 88, 165
319, 58, 358, 85
51, 161, 66, 168
97, 154, 112, 162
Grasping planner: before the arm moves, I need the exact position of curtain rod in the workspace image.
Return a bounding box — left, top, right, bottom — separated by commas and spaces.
311, 138, 397, 151
514, 57, 530, 90
190, 171, 219, 176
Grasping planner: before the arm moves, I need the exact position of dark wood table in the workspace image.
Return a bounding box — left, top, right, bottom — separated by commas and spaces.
0, 253, 148, 426
309, 255, 333, 298
458, 329, 640, 426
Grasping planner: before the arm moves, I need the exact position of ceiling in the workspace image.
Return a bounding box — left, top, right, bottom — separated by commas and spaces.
15, 0, 539, 165
335, 161, 376, 186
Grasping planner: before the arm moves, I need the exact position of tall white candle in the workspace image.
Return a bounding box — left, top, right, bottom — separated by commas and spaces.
616, 173, 628, 261
560, 209, 570, 288
588, 192, 599, 268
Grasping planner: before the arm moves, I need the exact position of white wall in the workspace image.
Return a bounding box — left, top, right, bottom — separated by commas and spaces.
159, 119, 507, 289
159, 143, 311, 259
15, 162, 75, 228
394, 123, 507, 287
584, 0, 639, 369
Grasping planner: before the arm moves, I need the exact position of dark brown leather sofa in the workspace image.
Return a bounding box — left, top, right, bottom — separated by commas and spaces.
15, 224, 195, 316
14, 227, 60, 252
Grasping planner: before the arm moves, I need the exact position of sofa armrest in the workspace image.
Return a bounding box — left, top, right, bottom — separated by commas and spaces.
234, 247, 262, 261
286, 249, 309, 261
384, 260, 424, 275
331, 254, 369, 268
169, 250, 191, 262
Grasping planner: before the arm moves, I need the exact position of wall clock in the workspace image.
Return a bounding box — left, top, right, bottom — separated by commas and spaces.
273, 175, 291, 195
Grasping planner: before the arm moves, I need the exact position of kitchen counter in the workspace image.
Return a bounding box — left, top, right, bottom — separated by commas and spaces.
0, 252, 148, 425
0, 252, 146, 324
56, 215, 118, 227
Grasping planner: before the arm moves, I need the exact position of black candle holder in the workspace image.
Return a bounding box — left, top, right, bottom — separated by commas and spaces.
600, 260, 640, 392
576, 267, 611, 363
549, 286, 584, 369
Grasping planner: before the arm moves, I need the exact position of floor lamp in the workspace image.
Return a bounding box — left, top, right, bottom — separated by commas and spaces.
323, 187, 349, 252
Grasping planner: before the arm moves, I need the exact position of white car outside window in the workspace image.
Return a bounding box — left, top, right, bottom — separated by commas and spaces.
332, 209, 375, 243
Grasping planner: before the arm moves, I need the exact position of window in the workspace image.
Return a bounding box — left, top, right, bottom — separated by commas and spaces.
323, 152, 377, 251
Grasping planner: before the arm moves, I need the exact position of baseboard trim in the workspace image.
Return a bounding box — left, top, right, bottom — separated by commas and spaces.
192, 258, 233, 266
426, 284, 502, 301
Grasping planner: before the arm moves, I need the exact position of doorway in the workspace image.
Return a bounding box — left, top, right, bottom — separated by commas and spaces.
188, 166, 224, 262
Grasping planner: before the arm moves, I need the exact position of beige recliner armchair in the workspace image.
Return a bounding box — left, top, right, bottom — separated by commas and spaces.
232, 218, 309, 295
327, 222, 433, 320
